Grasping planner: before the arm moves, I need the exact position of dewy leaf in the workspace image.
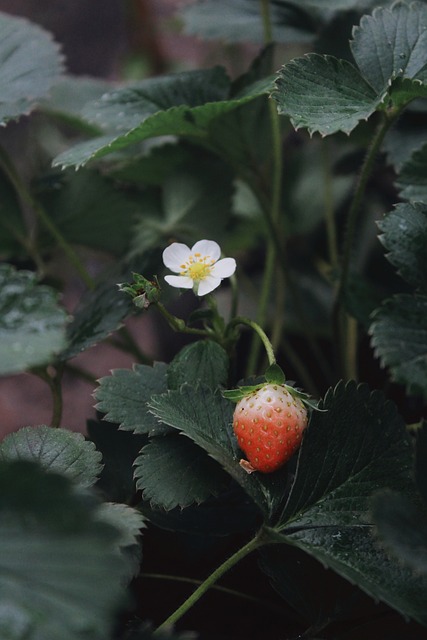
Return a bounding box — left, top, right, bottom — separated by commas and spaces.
95, 363, 170, 436
273, 54, 380, 136
134, 433, 228, 510
351, 1, 427, 95
0, 13, 63, 125
370, 294, 427, 399
52, 67, 272, 169
149, 385, 287, 518
377, 202, 427, 290
0, 425, 103, 487
271, 382, 427, 627
0, 460, 128, 640
0, 264, 68, 375
397, 142, 427, 203
167, 340, 229, 390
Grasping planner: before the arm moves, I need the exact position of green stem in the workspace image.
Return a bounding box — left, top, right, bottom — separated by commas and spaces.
155, 301, 210, 338
0, 145, 95, 290
334, 108, 401, 379
228, 316, 276, 367
34, 367, 64, 427
155, 531, 266, 633
260, 0, 273, 43
322, 139, 339, 269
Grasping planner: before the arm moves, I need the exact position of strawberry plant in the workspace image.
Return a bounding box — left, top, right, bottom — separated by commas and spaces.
1, 1, 427, 638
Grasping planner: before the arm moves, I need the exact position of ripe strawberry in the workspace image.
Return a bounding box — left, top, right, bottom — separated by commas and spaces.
233, 383, 308, 473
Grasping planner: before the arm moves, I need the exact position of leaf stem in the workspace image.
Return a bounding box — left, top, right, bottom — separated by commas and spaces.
155, 531, 266, 633
0, 144, 95, 290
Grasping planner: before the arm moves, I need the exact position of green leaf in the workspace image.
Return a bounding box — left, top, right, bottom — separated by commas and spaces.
149, 385, 287, 518
383, 114, 427, 170
377, 202, 427, 290
59, 260, 153, 361
0, 425, 103, 487
276, 381, 412, 526
397, 142, 427, 202
370, 294, 427, 399
0, 265, 68, 375
95, 362, 170, 436
351, 2, 427, 95
179, 0, 319, 44
372, 490, 427, 575
167, 340, 229, 390
134, 433, 228, 510
0, 12, 63, 125
273, 54, 380, 136
271, 382, 427, 626
38, 170, 138, 256
0, 460, 128, 640
52, 68, 271, 169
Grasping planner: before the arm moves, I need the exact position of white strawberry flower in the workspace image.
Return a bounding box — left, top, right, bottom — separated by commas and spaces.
162, 239, 236, 296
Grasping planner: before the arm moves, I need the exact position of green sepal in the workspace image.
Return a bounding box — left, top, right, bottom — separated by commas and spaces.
118, 273, 161, 309
222, 384, 265, 403
265, 363, 286, 385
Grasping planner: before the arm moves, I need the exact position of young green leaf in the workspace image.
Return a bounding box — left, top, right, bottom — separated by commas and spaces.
0, 13, 63, 125
95, 363, 170, 436
0, 425, 103, 487
370, 294, 427, 399
167, 340, 229, 390
0, 265, 68, 374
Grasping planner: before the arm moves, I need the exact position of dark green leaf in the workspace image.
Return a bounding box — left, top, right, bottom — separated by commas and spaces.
276, 381, 412, 526
378, 202, 427, 290
372, 490, 427, 575
38, 170, 137, 256
0, 13, 63, 125
383, 114, 427, 169
0, 171, 26, 259
273, 54, 380, 136
52, 68, 272, 169
397, 142, 427, 202
351, 2, 427, 94
0, 425, 103, 487
167, 340, 229, 390
0, 264, 68, 374
95, 362, 170, 436
134, 433, 228, 510
370, 294, 427, 399
149, 385, 288, 518
0, 460, 128, 640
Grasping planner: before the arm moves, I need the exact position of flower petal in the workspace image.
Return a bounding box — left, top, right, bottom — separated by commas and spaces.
211, 257, 236, 279
163, 243, 191, 272
196, 275, 221, 296
191, 239, 221, 262
164, 275, 194, 289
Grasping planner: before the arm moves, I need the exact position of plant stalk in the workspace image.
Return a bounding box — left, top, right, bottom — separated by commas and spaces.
155, 531, 266, 633
228, 316, 276, 367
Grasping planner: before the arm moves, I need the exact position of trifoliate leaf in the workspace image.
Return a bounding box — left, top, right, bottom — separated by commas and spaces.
0, 426, 103, 487
0, 264, 68, 375
95, 363, 170, 436
167, 340, 229, 390
0, 460, 128, 640
273, 54, 380, 136
0, 13, 63, 125
134, 433, 228, 510
378, 202, 427, 290
149, 385, 287, 518
397, 142, 427, 202
271, 382, 427, 627
370, 294, 427, 399
351, 1, 427, 95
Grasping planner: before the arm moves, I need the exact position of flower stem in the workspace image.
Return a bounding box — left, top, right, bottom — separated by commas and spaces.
228, 316, 276, 367
155, 301, 209, 337
155, 531, 266, 633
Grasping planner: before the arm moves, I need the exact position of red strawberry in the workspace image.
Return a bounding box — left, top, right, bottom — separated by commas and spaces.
233, 383, 308, 473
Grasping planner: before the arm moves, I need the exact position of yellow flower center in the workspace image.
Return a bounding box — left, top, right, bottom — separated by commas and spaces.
180, 253, 215, 281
